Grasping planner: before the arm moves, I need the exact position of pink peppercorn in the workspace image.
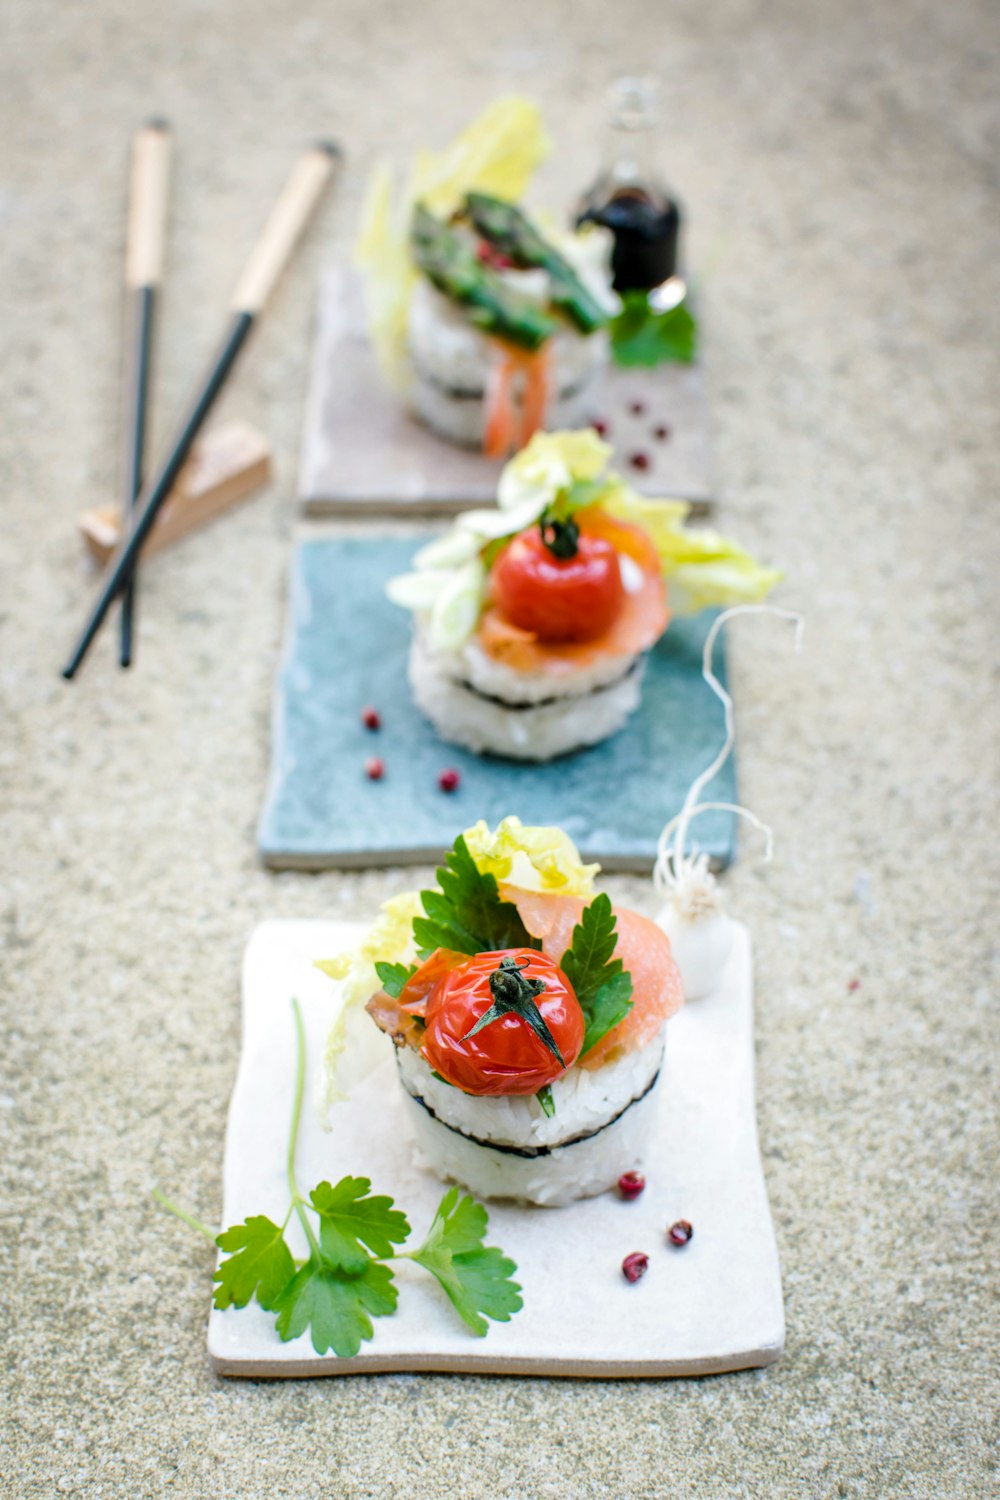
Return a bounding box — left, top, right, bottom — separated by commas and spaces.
618, 1171, 646, 1201
629, 451, 651, 471
848, 978, 860, 991
621, 1252, 648, 1283
667, 1219, 693, 1247
365, 757, 385, 781
438, 768, 461, 793
591, 418, 610, 438
361, 706, 381, 731
629, 399, 646, 416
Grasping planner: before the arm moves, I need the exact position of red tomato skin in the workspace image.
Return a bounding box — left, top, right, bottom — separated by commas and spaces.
421, 948, 584, 1096
491, 529, 625, 643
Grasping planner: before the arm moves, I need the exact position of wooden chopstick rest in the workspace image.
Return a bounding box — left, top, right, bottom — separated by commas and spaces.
78, 419, 271, 565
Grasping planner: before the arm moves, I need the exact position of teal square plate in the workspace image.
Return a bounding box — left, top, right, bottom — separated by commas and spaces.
258, 538, 737, 871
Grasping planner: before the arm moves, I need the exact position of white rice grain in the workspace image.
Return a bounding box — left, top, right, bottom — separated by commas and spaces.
395, 1031, 666, 1206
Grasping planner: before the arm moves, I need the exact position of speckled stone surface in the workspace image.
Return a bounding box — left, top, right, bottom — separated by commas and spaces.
258, 538, 736, 869
2, 1, 998, 1496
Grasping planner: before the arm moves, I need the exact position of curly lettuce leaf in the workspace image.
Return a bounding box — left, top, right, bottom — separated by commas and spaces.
462, 815, 599, 898
316, 891, 422, 1105
355, 97, 549, 386
599, 486, 783, 616
496, 427, 613, 512
387, 556, 487, 653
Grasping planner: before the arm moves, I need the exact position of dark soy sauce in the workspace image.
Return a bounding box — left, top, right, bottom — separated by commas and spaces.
576, 77, 684, 295
578, 186, 681, 293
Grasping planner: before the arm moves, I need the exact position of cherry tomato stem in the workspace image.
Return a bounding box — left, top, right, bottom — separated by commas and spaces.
421, 948, 584, 1096
491, 524, 625, 643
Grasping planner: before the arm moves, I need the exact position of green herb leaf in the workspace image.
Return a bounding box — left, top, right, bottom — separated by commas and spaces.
559, 893, 634, 1057
409, 1187, 523, 1337
212, 1215, 296, 1312
580, 971, 635, 1056
273, 1255, 398, 1357
413, 834, 540, 958
161, 993, 526, 1358
565, 478, 609, 512
610, 293, 697, 367
310, 1176, 411, 1275
375, 960, 418, 998
536, 1084, 555, 1118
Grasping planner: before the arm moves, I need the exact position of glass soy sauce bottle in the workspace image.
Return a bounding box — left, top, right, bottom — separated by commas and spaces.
576, 77, 685, 305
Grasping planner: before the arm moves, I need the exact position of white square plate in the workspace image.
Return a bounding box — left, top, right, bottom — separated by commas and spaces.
208, 919, 784, 1377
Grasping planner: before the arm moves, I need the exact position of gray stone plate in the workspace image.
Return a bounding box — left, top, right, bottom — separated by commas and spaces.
257, 537, 737, 871
298, 269, 713, 516
207, 918, 784, 1377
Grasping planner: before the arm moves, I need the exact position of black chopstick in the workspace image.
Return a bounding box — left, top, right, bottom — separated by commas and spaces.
120, 120, 171, 668
62, 140, 341, 681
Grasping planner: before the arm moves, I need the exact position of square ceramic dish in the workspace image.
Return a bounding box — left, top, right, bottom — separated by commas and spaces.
257, 537, 738, 871
207, 918, 784, 1377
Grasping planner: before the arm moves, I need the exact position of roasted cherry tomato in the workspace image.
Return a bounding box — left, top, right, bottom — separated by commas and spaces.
491, 523, 625, 642
421, 947, 584, 1096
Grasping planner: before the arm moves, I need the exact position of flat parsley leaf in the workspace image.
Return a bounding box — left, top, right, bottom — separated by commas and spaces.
610, 293, 697, 367
559, 893, 634, 1057
413, 835, 539, 958
374, 960, 418, 998
213, 1215, 296, 1312
410, 1187, 523, 1337
273, 1256, 397, 1357
310, 1176, 411, 1274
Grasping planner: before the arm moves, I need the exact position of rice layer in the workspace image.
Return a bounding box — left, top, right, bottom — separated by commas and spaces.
406, 278, 607, 448
395, 1030, 666, 1206
409, 634, 646, 760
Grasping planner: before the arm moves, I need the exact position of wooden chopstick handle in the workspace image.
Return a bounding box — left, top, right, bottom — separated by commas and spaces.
126, 119, 172, 289
229, 142, 340, 314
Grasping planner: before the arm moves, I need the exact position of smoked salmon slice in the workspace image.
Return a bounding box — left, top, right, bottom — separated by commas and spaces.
483, 343, 554, 459
365, 948, 468, 1048
477, 512, 668, 677
483, 349, 518, 459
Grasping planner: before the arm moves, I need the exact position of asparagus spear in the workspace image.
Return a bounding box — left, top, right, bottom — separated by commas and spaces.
410, 204, 558, 351
464, 191, 608, 335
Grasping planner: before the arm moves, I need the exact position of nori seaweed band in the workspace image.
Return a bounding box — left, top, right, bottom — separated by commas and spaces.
400, 1064, 662, 1160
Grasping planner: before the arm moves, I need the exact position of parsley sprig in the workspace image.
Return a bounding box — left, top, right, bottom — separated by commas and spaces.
155, 997, 522, 1356
409, 1187, 522, 1336
413, 835, 540, 958
559, 893, 634, 1057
